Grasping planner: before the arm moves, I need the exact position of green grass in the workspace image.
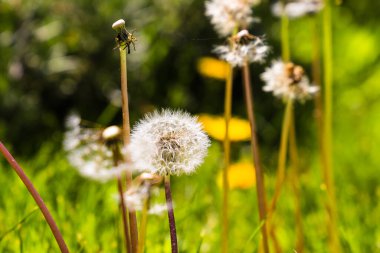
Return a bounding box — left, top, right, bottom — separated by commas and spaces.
1, 138, 379, 252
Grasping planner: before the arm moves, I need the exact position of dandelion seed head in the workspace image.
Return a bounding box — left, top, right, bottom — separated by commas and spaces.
272, 0, 323, 19
128, 109, 210, 176
214, 33, 269, 67
63, 114, 129, 182
261, 60, 319, 101
205, 0, 260, 37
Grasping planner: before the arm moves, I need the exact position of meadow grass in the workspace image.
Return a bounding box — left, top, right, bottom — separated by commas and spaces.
1, 139, 378, 252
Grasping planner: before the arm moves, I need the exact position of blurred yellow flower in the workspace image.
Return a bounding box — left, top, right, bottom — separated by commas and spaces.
217, 162, 256, 189
198, 114, 251, 142
197, 57, 230, 80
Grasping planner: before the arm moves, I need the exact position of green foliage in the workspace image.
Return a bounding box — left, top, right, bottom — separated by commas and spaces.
1, 0, 380, 252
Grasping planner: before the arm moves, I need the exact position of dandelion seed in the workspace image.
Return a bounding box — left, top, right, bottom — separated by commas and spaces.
128, 109, 210, 176
63, 114, 129, 182
214, 30, 269, 67
261, 60, 319, 101
205, 0, 261, 37
272, 0, 323, 19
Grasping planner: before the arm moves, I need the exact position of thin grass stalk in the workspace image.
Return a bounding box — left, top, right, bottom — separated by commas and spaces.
280, 1, 290, 62
164, 175, 178, 253
268, 99, 293, 214
267, 101, 293, 253
312, 16, 323, 148
288, 113, 304, 253
119, 45, 139, 253
0, 142, 70, 253
322, 0, 341, 252
242, 63, 269, 253
279, 6, 305, 251
222, 64, 233, 253
138, 185, 151, 253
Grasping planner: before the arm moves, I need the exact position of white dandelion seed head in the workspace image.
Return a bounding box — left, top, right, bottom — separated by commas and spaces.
205, 0, 260, 37
63, 114, 129, 182
213, 36, 269, 67
128, 109, 210, 176
272, 0, 323, 19
261, 60, 319, 101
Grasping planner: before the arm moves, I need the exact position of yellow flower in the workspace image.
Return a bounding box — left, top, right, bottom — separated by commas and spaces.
198, 114, 251, 142
197, 57, 230, 80
217, 162, 256, 189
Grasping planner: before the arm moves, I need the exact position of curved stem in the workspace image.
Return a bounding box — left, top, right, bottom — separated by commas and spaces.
242, 63, 269, 253
164, 175, 178, 253
0, 142, 70, 253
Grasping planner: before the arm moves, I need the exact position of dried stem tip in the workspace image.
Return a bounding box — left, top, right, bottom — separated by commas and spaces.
112, 19, 126, 30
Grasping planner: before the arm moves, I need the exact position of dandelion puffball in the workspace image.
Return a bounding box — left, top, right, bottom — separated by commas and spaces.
63, 114, 129, 182
128, 109, 210, 176
261, 60, 319, 101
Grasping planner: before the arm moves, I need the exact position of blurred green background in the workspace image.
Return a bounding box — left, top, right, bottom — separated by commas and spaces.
1, 0, 380, 252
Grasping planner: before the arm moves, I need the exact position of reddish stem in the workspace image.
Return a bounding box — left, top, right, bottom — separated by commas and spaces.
0, 141, 70, 253
164, 175, 178, 253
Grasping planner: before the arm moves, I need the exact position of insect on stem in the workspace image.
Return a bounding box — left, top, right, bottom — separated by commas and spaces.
112, 19, 137, 54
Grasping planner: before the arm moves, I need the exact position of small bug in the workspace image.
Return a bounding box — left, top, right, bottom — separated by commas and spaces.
112, 19, 137, 54
115, 28, 137, 54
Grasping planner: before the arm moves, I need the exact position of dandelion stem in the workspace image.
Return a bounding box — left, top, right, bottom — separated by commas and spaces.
269, 99, 293, 215
164, 175, 178, 253
288, 113, 304, 253
280, 4, 306, 250
242, 63, 269, 253
0, 142, 70, 253
222, 63, 233, 253
281, 0, 290, 62
117, 177, 132, 253
138, 185, 151, 253
111, 145, 132, 253
322, 0, 341, 252
119, 39, 139, 253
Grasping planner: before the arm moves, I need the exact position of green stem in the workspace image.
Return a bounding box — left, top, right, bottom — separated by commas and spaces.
119, 46, 139, 253
0, 142, 70, 253
288, 110, 304, 253
138, 185, 151, 253
281, 0, 290, 62
222, 64, 233, 253
242, 63, 269, 253
322, 0, 341, 252
268, 99, 293, 215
